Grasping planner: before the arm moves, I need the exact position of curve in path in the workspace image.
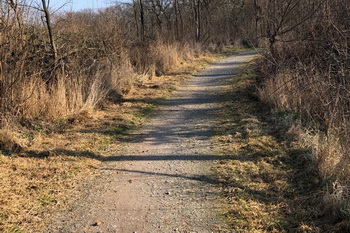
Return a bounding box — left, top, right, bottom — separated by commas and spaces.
48, 51, 259, 233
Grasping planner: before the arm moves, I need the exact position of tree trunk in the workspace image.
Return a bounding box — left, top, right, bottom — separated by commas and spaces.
7, 0, 24, 42
41, 0, 57, 62
133, 0, 140, 38
139, 0, 145, 40
194, 0, 201, 42
174, 0, 179, 40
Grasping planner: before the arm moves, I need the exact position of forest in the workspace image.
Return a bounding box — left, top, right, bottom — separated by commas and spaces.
0, 0, 350, 232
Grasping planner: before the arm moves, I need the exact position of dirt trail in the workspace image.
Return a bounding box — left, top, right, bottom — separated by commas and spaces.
48, 51, 259, 233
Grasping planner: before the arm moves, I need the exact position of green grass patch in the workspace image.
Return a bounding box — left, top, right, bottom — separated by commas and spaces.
138, 103, 157, 117
114, 125, 129, 135
39, 193, 56, 207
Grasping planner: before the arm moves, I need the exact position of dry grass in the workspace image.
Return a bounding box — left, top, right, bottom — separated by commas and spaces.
0, 130, 24, 154
258, 68, 350, 178
257, 55, 350, 225
0, 51, 223, 233
0, 2, 219, 124
214, 63, 330, 232
129, 41, 203, 77
0, 152, 99, 233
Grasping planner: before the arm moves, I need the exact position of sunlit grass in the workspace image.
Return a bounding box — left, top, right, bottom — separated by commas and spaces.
214, 62, 323, 232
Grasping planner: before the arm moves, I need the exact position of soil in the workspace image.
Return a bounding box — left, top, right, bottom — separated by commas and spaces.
47, 51, 259, 233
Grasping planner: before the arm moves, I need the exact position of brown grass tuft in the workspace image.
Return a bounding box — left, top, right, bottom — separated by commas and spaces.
0, 130, 24, 154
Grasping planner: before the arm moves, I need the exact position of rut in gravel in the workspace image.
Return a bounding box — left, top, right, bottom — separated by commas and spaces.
48, 51, 259, 233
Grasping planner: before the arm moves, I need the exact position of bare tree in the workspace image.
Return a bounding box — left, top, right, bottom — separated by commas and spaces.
139, 0, 145, 40
192, 0, 201, 42
40, 0, 57, 61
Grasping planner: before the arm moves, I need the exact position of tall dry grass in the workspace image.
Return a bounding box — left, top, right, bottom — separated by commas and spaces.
256, 0, 350, 222
0, 5, 206, 126
0, 6, 131, 124
129, 41, 203, 77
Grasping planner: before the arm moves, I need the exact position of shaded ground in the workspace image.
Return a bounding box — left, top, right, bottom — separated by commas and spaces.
213, 63, 324, 232
47, 52, 259, 232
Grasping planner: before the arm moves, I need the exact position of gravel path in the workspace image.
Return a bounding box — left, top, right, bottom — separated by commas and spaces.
48, 51, 259, 233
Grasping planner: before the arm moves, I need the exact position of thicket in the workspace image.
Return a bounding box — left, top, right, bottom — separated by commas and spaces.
0, 0, 250, 126
247, 0, 350, 224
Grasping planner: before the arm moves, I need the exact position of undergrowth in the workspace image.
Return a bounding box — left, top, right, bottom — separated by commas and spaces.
254, 0, 350, 225
213, 63, 346, 232
0, 51, 224, 233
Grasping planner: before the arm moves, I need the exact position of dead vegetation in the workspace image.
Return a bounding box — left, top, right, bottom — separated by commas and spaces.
0, 0, 248, 125
2, 0, 349, 232
214, 63, 346, 232
0, 49, 222, 232
1, 1, 244, 231
254, 0, 350, 227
